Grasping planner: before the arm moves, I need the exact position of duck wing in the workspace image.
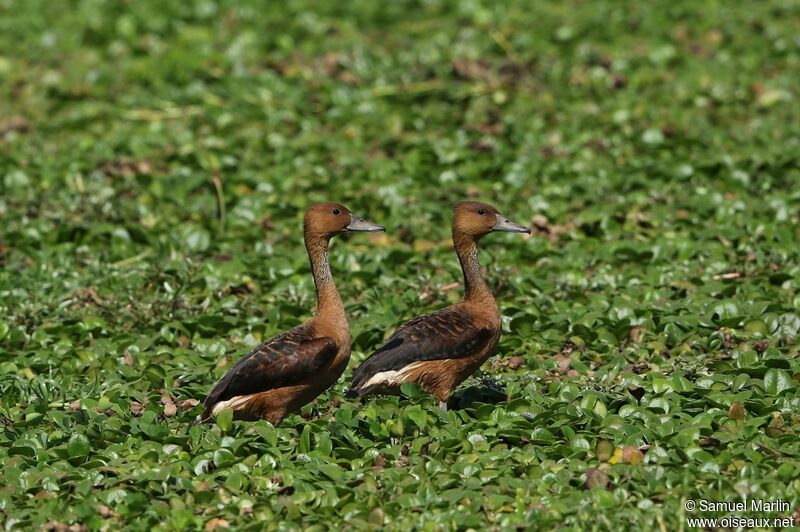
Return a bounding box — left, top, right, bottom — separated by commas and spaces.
202, 325, 338, 417
349, 307, 493, 393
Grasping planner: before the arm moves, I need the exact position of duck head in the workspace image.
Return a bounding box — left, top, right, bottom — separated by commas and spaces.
304, 202, 385, 238
452, 201, 530, 238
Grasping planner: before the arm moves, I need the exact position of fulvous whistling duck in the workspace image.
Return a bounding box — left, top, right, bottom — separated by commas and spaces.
346, 201, 529, 409
201, 202, 384, 424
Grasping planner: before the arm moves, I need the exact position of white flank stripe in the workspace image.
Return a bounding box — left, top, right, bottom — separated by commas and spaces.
211, 395, 252, 415
362, 362, 424, 389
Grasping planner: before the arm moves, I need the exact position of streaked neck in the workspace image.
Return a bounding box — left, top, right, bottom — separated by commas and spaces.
453, 232, 493, 303
305, 234, 345, 319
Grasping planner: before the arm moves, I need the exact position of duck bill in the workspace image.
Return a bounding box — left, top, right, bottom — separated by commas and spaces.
346, 215, 385, 232
493, 214, 531, 234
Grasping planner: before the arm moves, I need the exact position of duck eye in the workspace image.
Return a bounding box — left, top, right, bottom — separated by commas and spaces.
332, 208, 341, 215
477, 209, 486, 215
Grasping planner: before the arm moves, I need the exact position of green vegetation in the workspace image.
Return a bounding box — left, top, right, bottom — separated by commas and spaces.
2, 0, 799, 529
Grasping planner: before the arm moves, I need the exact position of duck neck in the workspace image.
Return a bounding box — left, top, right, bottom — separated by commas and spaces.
305, 233, 345, 321
453, 232, 493, 304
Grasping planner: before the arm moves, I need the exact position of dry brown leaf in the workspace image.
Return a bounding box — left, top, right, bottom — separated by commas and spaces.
621, 447, 644, 464
753, 340, 769, 353
205, 518, 230, 531
530, 214, 575, 241
451, 59, 491, 80
322, 53, 342, 76
97, 505, 119, 519
130, 401, 145, 417
339, 71, 359, 85
629, 326, 645, 344
181, 399, 200, 409
585, 468, 609, 490
504, 356, 526, 370
96, 159, 152, 177
555, 353, 571, 375
728, 401, 745, 421
163, 402, 177, 417
0, 116, 29, 136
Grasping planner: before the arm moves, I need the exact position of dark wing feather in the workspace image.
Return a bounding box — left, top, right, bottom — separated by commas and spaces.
203, 326, 337, 416
350, 307, 493, 391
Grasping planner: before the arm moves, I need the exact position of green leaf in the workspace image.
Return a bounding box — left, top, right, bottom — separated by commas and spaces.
213, 449, 236, 468
404, 406, 427, 429
317, 464, 344, 481
216, 408, 233, 432
182, 225, 211, 252
399, 382, 426, 399
67, 434, 91, 458
299, 424, 312, 453
763, 369, 793, 395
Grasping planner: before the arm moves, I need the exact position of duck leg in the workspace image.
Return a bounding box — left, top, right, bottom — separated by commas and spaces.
439, 400, 448, 411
